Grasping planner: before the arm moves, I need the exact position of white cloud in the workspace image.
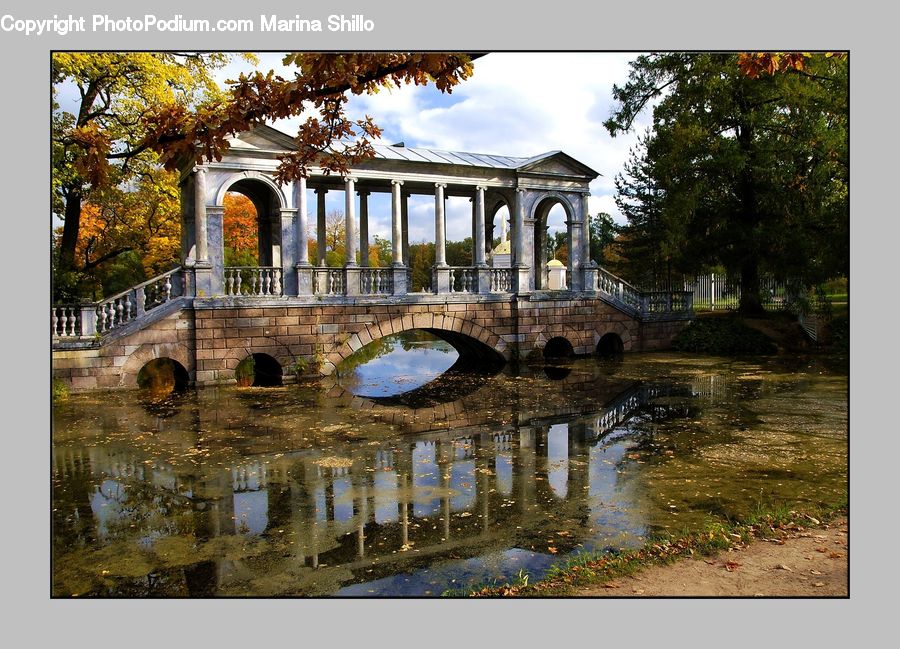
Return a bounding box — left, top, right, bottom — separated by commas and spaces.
220, 52, 653, 240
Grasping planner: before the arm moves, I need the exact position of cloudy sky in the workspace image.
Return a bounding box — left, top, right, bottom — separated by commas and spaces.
219, 52, 651, 244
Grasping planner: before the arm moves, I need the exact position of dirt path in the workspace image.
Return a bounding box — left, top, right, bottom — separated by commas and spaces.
575, 518, 848, 597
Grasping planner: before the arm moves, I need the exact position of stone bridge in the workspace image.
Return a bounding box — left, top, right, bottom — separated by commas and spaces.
52, 126, 692, 390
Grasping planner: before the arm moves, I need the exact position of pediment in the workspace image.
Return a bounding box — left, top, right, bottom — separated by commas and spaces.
516, 151, 599, 179
228, 125, 297, 152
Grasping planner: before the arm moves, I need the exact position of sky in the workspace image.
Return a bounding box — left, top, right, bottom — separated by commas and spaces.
217, 52, 652, 244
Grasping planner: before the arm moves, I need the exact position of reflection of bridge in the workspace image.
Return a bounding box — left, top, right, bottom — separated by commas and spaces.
52, 125, 691, 391
53, 372, 690, 596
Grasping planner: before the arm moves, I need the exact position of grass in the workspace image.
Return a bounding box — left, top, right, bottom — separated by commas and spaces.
673, 314, 778, 355
444, 499, 847, 597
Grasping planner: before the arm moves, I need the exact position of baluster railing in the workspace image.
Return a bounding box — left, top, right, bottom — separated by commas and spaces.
224, 267, 283, 297
448, 267, 476, 293
51, 305, 81, 338
359, 268, 393, 295
488, 268, 512, 293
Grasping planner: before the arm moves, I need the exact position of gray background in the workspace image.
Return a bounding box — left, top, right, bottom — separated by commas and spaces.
8, 0, 885, 644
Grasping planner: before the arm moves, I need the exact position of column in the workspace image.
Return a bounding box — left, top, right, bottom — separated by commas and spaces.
391, 180, 408, 295
344, 177, 357, 267
193, 167, 208, 263
391, 180, 404, 267
581, 191, 598, 293
474, 185, 487, 267
358, 189, 370, 267
433, 183, 451, 294
434, 183, 447, 267
294, 177, 309, 266
315, 188, 327, 266
401, 190, 410, 271
513, 188, 530, 294
295, 177, 313, 295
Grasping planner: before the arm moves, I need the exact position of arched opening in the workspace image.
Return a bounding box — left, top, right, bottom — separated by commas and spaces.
533, 197, 572, 290
336, 328, 504, 403
137, 358, 190, 395
543, 336, 574, 359
489, 203, 511, 267
235, 353, 283, 387
597, 333, 625, 358
219, 178, 284, 297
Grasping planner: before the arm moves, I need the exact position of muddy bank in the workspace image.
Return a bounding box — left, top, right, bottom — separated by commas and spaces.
575, 517, 848, 597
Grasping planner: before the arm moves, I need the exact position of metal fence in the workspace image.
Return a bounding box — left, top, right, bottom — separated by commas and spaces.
675, 274, 796, 312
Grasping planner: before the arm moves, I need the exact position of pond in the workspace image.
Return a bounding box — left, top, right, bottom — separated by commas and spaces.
51, 331, 847, 596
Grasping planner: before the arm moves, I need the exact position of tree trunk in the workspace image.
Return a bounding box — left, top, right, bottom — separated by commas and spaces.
57, 187, 82, 273
739, 257, 764, 315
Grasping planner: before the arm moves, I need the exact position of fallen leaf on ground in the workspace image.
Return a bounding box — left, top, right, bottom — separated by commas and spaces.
775, 564, 792, 572
724, 561, 741, 572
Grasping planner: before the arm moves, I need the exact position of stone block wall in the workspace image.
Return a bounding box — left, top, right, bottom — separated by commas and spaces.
53, 296, 690, 391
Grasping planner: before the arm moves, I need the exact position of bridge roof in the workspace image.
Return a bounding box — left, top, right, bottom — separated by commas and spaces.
226, 125, 600, 179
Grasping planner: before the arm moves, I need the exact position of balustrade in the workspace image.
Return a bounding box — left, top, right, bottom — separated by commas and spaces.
51, 305, 81, 338
359, 268, 393, 295
224, 267, 283, 297
314, 268, 346, 296
488, 268, 512, 293
448, 267, 477, 293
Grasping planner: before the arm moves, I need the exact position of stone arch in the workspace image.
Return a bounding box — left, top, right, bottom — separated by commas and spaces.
213, 170, 287, 209
593, 321, 635, 352
214, 171, 288, 269
235, 352, 283, 387
120, 342, 194, 389
543, 336, 574, 359
319, 313, 508, 376
530, 193, 577, 290
220, 345, 294, 385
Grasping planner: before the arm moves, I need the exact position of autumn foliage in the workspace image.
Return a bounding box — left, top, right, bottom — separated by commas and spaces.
223, 192, 259, 257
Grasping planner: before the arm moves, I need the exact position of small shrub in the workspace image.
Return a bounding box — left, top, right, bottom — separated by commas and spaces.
673, 316, 777, 355
52, 378, 69, 402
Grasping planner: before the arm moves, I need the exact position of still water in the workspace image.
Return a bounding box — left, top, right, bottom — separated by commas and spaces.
52, 332, 847, 596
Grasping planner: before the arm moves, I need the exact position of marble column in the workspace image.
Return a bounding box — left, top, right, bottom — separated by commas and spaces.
474, 185, 487, 267
391, 180, 404, 267
401, 190, 410, 270
193, 167, 208, 262
316, 188, 327, 266
294, 177, 309, 266
358, 189, 370, 267
294, 177, 312, 295
434, 183, 448, 267
344, 177, 358, 267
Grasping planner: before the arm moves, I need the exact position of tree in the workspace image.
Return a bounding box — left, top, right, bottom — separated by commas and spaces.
369, 234, 393, 267
54, 166, 182, 298
53, 52, 477, 298
605, 52, 848, 313
223, 192, 259, 266
52, 52, 240, 295
588, 212, 618, 267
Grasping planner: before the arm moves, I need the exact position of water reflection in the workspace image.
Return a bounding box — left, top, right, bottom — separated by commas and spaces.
52, 353, 847, 597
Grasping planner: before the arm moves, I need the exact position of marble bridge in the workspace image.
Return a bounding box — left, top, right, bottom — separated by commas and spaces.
52, 126, 692, 390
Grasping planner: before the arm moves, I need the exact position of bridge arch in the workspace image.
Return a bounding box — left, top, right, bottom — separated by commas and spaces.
320, 314, 508, 376
593, 322, 635, 353
121, 342, 194, 389
531, 193, 577, 290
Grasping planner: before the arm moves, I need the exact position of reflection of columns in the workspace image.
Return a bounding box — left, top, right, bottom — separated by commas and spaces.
316, 188, 327, 266
294, 177, 309, 266
391, 180, 404, 266
474, 185, 487, 267
358, 189, 370, 266
194, 167, 208, 262
400, 472, 409, 546
434, 183, 448, 267
344, 177, 357, 267
401, 191, 410, 270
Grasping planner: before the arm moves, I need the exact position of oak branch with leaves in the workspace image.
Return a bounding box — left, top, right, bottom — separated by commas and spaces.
53, 52, 477, 298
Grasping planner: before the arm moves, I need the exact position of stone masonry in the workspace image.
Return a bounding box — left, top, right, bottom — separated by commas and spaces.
52, 295, 688, 391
